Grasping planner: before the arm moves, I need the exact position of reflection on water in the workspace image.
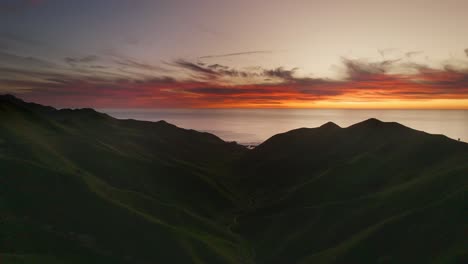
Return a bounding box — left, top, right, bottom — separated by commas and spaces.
102, 109, 468, 145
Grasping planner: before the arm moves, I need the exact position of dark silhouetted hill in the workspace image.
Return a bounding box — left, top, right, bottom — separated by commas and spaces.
1, 94, 467, 263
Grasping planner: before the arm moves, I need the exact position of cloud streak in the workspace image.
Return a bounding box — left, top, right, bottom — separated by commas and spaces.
199, 50, 274, 59
114, 57, 172, 73
1, 50, 468, 108
64, 55, 99, 66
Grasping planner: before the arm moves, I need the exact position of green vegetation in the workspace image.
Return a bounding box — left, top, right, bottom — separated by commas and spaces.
1, 95, 467, 263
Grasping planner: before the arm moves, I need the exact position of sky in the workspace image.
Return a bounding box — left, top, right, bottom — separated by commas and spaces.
1, 0, 468, 109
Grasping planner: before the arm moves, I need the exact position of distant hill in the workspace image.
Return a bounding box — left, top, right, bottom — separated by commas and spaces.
1, 94, 467, 264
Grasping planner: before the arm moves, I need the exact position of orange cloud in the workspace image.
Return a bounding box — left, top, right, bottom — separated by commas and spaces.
2, 53, 468, 109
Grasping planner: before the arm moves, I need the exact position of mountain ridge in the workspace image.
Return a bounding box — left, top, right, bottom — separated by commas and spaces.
1, 94, 464, 146
1, 94, 467, 263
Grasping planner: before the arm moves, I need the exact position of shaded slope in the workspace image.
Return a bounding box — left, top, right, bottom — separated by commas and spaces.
0, 95, 252, 263
229, 118, 468, 263
234, 118, 466, 204
1, 95, 467, 264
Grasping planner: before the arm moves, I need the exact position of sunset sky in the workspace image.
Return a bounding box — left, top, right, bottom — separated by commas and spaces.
1, 0, 468, 108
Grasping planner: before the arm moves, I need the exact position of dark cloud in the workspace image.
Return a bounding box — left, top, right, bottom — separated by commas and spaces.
217, 68, 257, 78
263, 67, 298, 80
0, 66, 67, 80
0, 51, 56, 68
207, 64, 229, 70
171, 59, 220, 77
172, 60, 358, 87
89, 65, 107, 69
64, 55, 99, 66
199, 50, 273, 59
172, 60, 302, 81
377, 48, 398, 58
260, 67, 334, 87
189, 87, 268, 95
341, 57, 402, 80
115, 58, 171, 72
173, 60, 298, 80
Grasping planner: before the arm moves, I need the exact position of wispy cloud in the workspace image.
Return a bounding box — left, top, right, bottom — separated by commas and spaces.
115, 57, 172, 73
199, 50, 274, 59
2, 49, 468, 108
0, 32, 45, 47
405, 51, 423, 58
170, 59, 220, 78
0, 51, 56, 68
64, 55, 99, 66
377, 48, 398, 59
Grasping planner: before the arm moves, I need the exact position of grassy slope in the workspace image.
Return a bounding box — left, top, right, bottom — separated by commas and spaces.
230, 120, 468, 263
0, 96, 253, 263
1, 95, 467, 263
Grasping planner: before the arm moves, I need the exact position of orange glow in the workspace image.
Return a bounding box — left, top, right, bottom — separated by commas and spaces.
278, 99, 468, 109
185, 98, 468, 109
11, 58, 468, 109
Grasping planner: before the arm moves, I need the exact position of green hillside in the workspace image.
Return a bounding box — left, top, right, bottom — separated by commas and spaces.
1, 95, 467, 263
230, 120, 468, 263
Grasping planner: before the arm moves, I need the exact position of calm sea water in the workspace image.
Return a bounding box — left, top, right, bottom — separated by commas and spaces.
102, 109, 468, 145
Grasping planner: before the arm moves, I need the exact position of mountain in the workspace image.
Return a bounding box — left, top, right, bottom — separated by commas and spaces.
229, 118, 468, 263
0, 95, 250, 264
1, 94, 467, 264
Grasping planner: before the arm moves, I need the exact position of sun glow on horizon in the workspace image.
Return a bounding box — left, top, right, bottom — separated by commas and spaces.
182, 98, 468, 109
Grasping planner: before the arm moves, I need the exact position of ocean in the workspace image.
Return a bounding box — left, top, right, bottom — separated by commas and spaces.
101, 109, 468, 145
